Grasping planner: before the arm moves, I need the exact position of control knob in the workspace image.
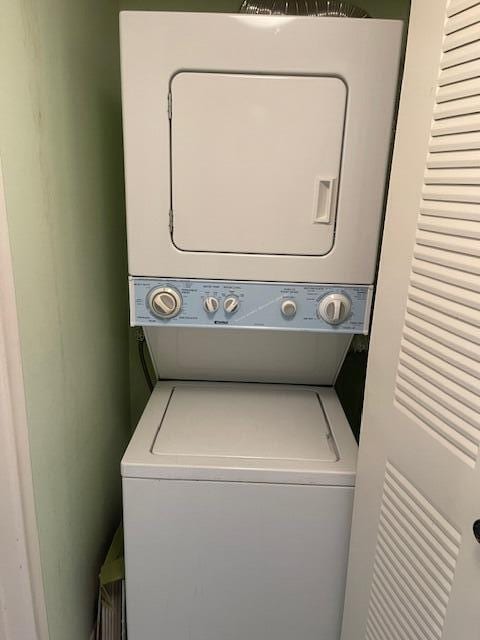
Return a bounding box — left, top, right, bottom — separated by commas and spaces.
224, 295, 240, 315
281, 299, 297, 318
204, 296, 219, 314
317, 293, 351, 325
148, 286, 183, 319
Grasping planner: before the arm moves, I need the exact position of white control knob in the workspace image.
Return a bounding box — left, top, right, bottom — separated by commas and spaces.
281, 299, 297, 318
149, 287, 182, 319
204, 296, 219, 314
317, 293, 351, 325
224, 295, 240, 315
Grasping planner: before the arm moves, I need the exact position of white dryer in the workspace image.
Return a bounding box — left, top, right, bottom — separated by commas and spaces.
120, 11, 402, 640
121, 11, 402, 285
122, 381, 357, 640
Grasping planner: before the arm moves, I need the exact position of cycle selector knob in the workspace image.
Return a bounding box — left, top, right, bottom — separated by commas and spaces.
204, 296, 219, 314
224, 295, 240, 315
317, 293, 352, 325
281, 299, 297, 318
149, 286, 182, 319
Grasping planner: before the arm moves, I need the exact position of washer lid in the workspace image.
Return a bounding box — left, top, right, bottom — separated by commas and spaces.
152, 385, 338, 462
122, 382, 357, 485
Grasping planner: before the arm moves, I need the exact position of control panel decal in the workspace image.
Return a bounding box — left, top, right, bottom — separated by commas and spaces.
130, 278, 373, 334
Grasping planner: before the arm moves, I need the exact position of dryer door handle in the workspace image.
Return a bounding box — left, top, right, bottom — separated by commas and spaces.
313, 177, 337, 225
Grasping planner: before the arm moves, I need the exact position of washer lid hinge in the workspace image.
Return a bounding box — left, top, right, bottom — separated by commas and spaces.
167, 92, 172, 119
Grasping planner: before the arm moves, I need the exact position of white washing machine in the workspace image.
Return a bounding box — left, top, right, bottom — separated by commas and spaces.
120, 11, 402, 640
122, 382, 357, 640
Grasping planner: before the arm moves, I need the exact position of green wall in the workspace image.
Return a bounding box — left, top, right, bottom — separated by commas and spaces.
0, 1, 130, 639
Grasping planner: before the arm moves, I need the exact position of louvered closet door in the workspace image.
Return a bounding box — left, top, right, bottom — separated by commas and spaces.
341, 2, 480, 639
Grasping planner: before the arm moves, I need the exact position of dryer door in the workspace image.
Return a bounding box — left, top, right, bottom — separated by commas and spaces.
170, 72, 346, 257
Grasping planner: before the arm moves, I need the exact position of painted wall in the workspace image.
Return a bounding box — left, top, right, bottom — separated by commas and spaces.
0, 1, 130, 639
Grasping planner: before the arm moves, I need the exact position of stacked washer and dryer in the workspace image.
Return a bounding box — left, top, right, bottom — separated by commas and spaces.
120, 11, 402, 640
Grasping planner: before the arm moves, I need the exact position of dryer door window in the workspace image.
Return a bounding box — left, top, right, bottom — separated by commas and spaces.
170, 72, 346, 256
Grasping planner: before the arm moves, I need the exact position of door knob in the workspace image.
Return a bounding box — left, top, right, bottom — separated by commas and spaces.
473, 520, 480, 543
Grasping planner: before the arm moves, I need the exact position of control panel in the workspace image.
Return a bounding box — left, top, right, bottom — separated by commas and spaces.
130, 278, 373, 334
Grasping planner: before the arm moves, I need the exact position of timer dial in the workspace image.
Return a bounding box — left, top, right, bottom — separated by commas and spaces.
317, 293, 351, 325
149, 287, 183, 319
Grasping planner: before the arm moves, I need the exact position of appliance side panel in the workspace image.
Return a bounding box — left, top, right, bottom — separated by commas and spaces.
123, 478, 354, 640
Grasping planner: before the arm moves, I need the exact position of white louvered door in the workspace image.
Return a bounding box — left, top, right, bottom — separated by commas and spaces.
341, 1, 480, 639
